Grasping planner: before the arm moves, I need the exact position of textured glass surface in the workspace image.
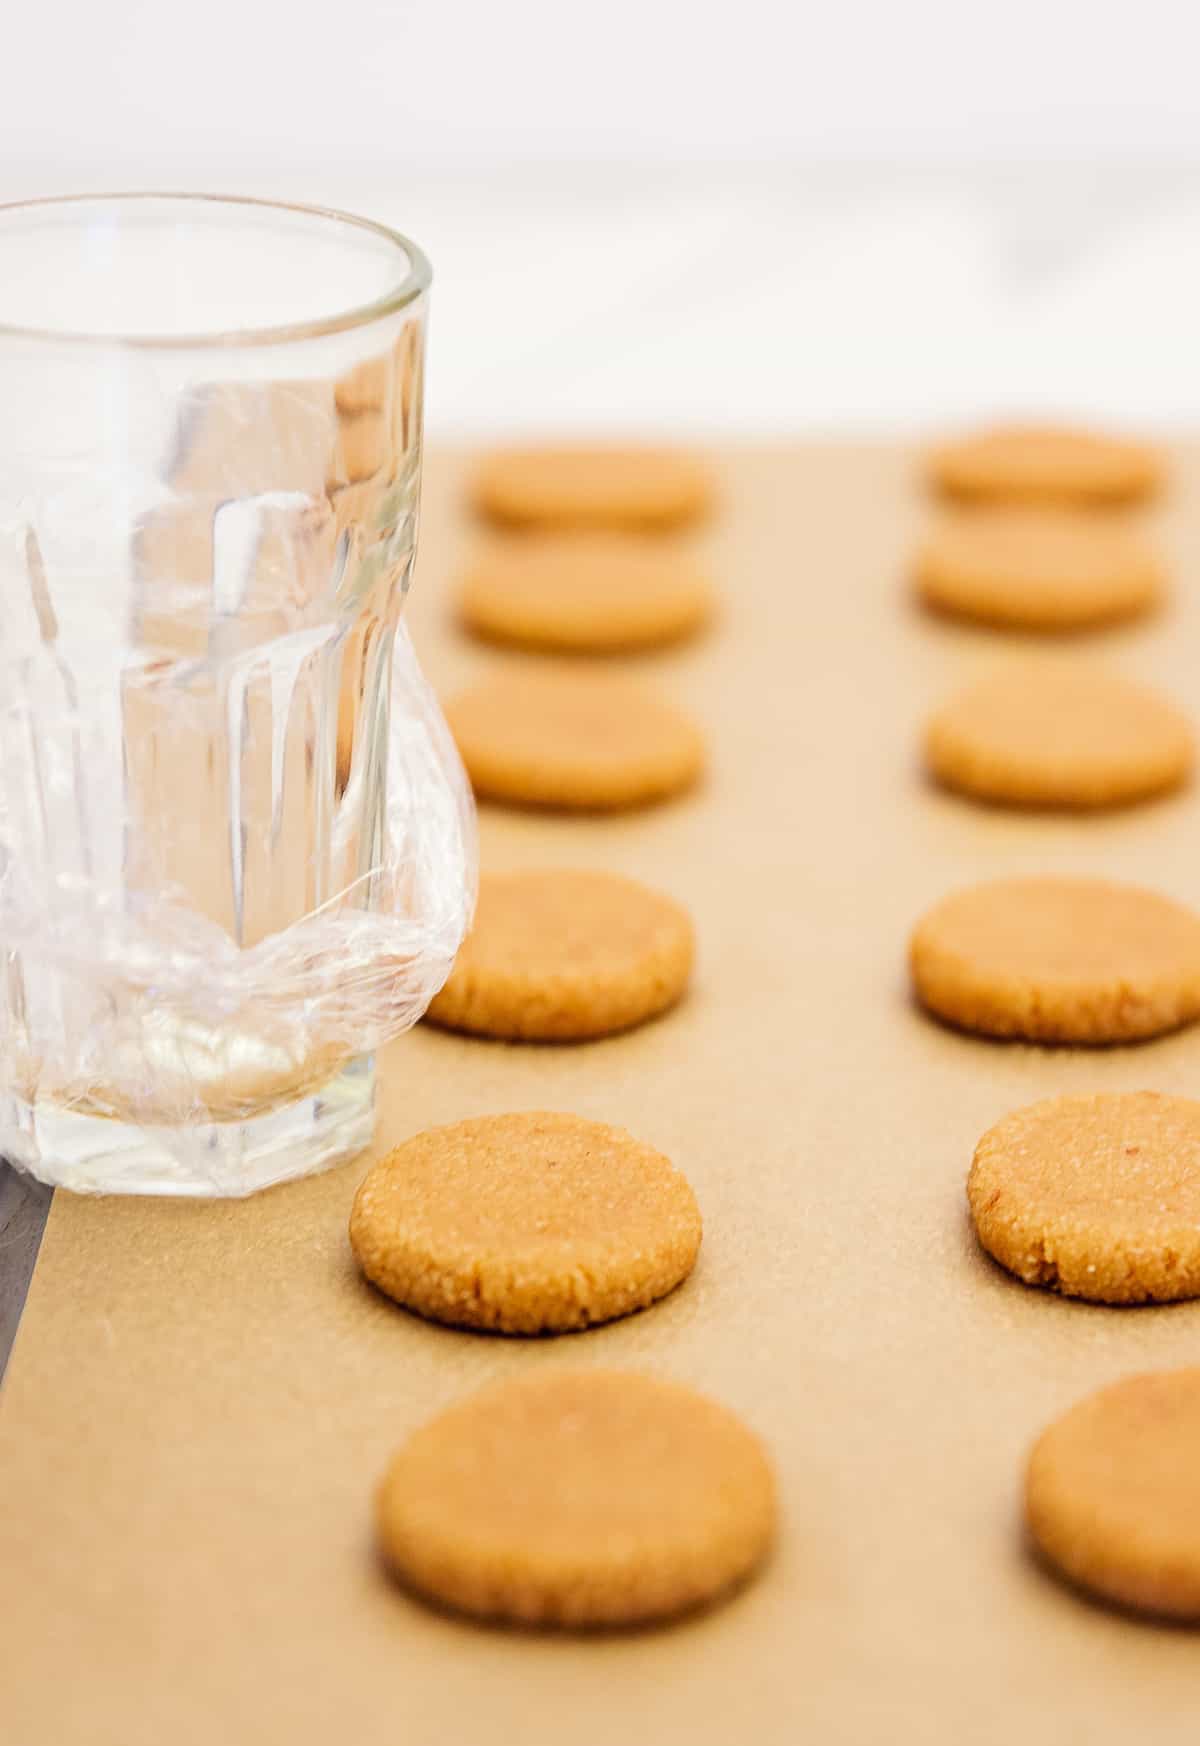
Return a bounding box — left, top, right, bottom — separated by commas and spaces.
0, 197, 474, 1195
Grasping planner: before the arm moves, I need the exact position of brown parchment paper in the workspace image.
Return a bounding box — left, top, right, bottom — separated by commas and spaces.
5, 444, 1200, 1745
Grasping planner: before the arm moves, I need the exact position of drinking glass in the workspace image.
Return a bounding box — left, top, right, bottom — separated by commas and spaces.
0, 194, 473, 1196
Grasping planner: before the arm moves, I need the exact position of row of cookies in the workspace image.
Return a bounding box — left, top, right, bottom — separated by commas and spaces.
959, 1081, 1200, 1618
911, 425, 1200, 1621
351, 448, 779, 1627
919, 425, 1191, 808
437, 449, 713, 1032
443, 448, 713, 811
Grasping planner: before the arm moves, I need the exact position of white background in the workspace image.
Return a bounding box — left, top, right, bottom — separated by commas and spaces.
7, 0, 1200, 431
11, 0, 1200, 173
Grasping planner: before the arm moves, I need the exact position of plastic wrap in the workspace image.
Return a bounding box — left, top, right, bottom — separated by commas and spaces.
0, 625, 476, 1192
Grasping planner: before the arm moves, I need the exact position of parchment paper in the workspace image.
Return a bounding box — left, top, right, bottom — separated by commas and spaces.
5, 443, 1200, 1744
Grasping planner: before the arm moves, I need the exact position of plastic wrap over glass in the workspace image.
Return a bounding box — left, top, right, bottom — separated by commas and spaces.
0, 196, 474, 1196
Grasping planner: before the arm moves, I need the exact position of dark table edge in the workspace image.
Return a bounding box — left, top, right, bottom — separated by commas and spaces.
0, 1162, 51, 1383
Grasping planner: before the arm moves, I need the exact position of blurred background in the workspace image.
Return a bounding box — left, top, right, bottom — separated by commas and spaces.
5, 0, 1200, 434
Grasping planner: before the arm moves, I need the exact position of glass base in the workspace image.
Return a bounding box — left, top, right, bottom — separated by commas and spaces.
0, 1054, 376, 1197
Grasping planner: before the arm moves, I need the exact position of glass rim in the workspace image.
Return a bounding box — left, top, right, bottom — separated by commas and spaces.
0, 191, 432, 349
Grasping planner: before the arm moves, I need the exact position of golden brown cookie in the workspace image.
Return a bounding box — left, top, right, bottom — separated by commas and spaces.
444, 665, 705, 811
473, 445, 714, 531
426, 869, 694, 1041
376, 1368, 776, 1625
914, 510, 1164, 631
458, 535, 714, 654
349, 1111, 702, 1333
969, 1092, 1200, 1302
1026, 1368, 1200, 1619
909, 876, 1200, 1043
927, 424, 1163, 507
924, 659, 1193, 809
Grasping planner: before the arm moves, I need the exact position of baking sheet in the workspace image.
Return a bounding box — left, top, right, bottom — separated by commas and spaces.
4, 443, 1200, 1744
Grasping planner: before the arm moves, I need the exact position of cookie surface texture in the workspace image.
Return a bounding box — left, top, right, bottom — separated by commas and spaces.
473, 444, 713, 530
969, 1091, 1200, 1303
909, 876, 1200, 1042
350, 1111, 702, 1333
927, 424, 1163, 506
376, 1368, 776, 1625
445, 665, 705, 810
1026, 1368, 1200, 1619
458, 535, 713, 653
915, 510, 1163, 630
924, 660, 1193, 809
426, 869, 694, 1041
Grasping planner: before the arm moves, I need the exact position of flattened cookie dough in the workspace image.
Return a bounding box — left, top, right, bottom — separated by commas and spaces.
444, 665, 705, 811
473, 445, 714, 531
909, 876, 1200, 1043
427, 869, 694, 1041
458, 535, 713, 654
915, 510, 1164, 631
969, 1092, 1200, 1303
1026, 1368, 1200, 1619
927, 424, 1163, 507
924, 659, 1193, 809
349, 1111, 702, 1333
376, 1368, 776, 1625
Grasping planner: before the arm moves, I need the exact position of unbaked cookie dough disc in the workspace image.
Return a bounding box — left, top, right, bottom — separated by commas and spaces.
909, 876, 1200, 1043
1026, 1368, 1200, 1619
926, 424, 1163, 507
350, 1111, 702, 1334
914, 510, 1164, 631
426, 869, 694, 1041
969, 1091, 1200, 1303
472, 445, 714, 531
376, 1369, 776, 1625
444, 665, 705, 811
924, 660, 1192, 809
458, 535, 713, 653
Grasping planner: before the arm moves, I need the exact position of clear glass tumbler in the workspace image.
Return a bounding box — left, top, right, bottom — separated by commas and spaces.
0, 194, 467, 1196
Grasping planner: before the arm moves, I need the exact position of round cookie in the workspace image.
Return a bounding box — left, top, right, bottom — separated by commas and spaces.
458, 535, 713, 654
1025, 1368, 1200, 1619
349, 1110, 702, 1333
376, 1368, 776, 1625
927, 424, 1163, 507
969, 1092, 1200, 1303
426, 869, 694, 1041
472, 445, 714, 531
444, 665, 705, 811
924, 659, 1193, 810
914, 510, 1164, 631
909, 876, 1200, 1043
